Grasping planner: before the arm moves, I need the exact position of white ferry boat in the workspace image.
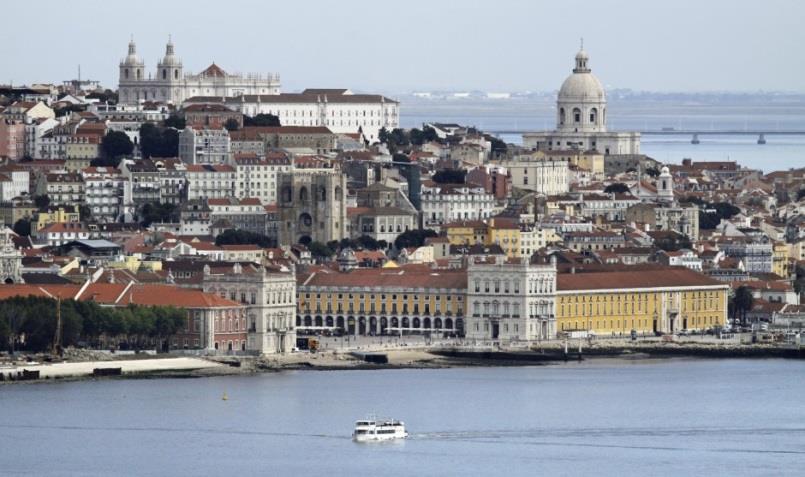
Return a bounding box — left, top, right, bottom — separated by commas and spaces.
352, 417, 408, 442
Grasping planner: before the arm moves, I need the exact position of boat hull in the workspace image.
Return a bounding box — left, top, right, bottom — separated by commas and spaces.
353, 431, 408, 442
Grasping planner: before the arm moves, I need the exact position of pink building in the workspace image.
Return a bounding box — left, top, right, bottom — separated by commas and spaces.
0, 119, 26, 160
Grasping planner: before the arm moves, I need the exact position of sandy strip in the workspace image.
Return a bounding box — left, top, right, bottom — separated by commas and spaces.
3, 357, 222, 379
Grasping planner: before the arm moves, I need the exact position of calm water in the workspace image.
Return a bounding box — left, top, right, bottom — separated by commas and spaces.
2, 359, 804, 476
400, 97, 805, 172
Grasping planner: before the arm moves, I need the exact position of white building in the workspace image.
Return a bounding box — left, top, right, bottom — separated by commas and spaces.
202, 263, 297, 355
233, 154, 292, 204
660, 249, 703, 271
184, 89, 399, 143
466, 255, 557, 342
499, 156, 570, 195
522, 46, 640, 155
421, 182, 496, 229
118, 38, 280, 105
25, 117, 59, 159
178, 127, 231, 165
0, 165, 30, 200
81, 167, 133, 223
185, 164, 236, 201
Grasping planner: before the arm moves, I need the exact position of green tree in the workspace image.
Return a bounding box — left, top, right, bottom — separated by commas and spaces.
224, 118, 240, 131
34, 195, 50, 211
79, 205, 93, 222
378, 127, 390, 144
243, 113, 280, 127
308, 241, 334, 259
86, 89, 118, 104
654, 232, 692, 252
731, 286, 754, 324
12, 218, 31, 237
489, 136, 507, 156
357, 235, 381, 250
163, 114, 186, 129
432, 169, 466, 184
215, 229, 274, 248
604, 182, 630, 194
645, 167, 661, 178
699, 202, 741, 229
394, 229, 437, 250
139, 123, 179, 158
140, 202, 179, 226
101, 131, 134, 159
392, 152, 410, 163
409, 128, 425, 146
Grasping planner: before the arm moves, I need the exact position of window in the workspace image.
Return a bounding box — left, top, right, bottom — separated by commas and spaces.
573, 108, 581, 124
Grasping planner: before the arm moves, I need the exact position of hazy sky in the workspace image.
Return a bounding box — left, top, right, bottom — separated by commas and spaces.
3, 0, 803, 93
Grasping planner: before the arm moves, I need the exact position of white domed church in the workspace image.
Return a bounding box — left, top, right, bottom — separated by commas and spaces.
523, 45, 640, 155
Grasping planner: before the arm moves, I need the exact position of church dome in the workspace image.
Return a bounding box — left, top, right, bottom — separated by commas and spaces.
122, 39, 143, 66
558, 46, 604, 102
558, 72, 605, 102
159, 38, 182, 67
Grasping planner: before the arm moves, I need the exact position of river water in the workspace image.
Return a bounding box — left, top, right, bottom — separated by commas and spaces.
2, 359, 804, 476
400, 96, 805, 172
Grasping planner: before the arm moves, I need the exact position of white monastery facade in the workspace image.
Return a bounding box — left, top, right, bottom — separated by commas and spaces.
118, 38, 280, 106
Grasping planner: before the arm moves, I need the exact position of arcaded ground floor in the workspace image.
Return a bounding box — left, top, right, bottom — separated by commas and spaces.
295, 314, 464, 337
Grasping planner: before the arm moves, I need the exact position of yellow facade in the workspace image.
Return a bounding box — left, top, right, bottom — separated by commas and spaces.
35, 208, 80, 231
297, 270, 467, 335
488, 224, 521, 258
556, 287, 728, 336
298, 289, 464, 318
445, 219, 525, 258
773, 242, 790, 278
445, 223, 488, 246
66, 142, 100, 160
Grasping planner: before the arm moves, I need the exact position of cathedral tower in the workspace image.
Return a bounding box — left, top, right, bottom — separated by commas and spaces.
156, 36, 184, 103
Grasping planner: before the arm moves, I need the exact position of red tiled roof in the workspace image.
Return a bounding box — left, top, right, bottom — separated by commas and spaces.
557, 267, 724, 291
200, 63, 227, 78
300, 268, 467, 290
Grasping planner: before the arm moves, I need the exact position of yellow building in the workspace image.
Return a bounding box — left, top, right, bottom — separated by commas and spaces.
65, 140, 100, 160
297, 266, 466, 336
487, 218, 521, 258
443, 220, 488, 246
556, 267, 729, 335
444, 218, 526, 258
772, 242, 790, 278
34, 207, 81, 231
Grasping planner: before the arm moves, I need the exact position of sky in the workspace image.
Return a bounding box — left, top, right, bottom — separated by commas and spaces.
2, 0, 803, 94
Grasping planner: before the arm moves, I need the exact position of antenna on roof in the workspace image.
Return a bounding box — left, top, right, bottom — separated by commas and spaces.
580, 37, 584, 49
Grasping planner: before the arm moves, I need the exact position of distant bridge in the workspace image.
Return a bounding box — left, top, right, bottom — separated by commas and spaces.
487, 129, 805, 144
